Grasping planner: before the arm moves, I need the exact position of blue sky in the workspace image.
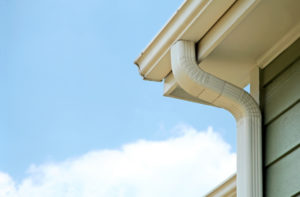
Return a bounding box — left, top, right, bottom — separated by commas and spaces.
0, 0, 237, 191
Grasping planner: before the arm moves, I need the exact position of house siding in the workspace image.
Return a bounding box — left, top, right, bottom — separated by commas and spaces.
261, 38, 300, 197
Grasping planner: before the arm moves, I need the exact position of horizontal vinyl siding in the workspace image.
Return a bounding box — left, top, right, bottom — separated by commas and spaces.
262, 38, 300, 197
262, 38, 300, 86
265, 147, 300, 197
265, 102, 300, 166
263, 59, 300, 124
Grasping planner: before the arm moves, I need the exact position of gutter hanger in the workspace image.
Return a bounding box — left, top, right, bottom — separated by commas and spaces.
171, 40, 262, 197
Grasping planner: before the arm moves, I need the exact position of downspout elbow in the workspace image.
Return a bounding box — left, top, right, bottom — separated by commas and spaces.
171, 40, 262, 197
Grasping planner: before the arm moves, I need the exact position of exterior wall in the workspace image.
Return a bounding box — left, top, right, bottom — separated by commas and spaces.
261, 38, 300, 197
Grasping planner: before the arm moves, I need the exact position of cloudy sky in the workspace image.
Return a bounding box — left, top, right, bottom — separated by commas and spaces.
0, 0, 237, 196
0, 125, 236, 197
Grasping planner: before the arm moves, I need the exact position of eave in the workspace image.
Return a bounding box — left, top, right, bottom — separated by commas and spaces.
135, 0, 300, 101
134, 0, 237, 81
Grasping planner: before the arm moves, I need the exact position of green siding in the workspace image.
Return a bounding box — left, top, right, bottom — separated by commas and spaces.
263, 59, 300, 124
262, 38, 300, 197
265, 147, 300, 197
265, 102, 300, 166
262, 38, 300, 86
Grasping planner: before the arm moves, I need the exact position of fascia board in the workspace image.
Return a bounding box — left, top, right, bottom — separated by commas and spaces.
134, 0, 236, 81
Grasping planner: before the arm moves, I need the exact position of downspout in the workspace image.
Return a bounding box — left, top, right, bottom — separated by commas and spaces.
171, 40, 262, 197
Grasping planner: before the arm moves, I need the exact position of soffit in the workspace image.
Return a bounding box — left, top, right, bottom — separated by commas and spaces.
198, 0, 300, 87
135, 0, 300, 88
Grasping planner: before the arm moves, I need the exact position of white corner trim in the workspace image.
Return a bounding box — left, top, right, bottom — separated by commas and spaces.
171, 40, 262, 197
257, 23, 300, 68
250, 66, 260, 104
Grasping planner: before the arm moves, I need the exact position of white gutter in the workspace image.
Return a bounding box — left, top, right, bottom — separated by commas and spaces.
171, 40, 262, 197
134, 0, 237, 81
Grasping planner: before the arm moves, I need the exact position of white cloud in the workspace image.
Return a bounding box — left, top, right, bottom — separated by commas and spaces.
0, 125, 236, 197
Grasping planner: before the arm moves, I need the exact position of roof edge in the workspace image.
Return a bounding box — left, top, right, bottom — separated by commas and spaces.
135, 0, 236, 78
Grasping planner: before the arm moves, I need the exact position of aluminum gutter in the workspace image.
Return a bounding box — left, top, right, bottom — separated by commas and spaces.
171, 40, 262, 197
134, 0, 263, 83
134, 0, 237, 81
